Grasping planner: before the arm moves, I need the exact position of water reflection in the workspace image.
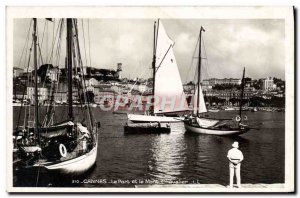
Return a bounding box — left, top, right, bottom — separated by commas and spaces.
13, 108, 285, 187
149, 123, 186, 181
180, 131, 251, 185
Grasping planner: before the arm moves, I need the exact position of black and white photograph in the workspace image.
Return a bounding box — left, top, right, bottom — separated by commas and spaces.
6, 6, 294, 193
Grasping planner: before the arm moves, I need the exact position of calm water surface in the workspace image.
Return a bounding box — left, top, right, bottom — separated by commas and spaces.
13, 106, 285, 187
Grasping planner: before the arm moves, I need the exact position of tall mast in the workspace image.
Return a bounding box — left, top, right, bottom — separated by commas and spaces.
151, 20, 157, 115
196, 26, 205, 116
67, 19, 73, 120
239, 67, 246, 121
33, 18, 39, 139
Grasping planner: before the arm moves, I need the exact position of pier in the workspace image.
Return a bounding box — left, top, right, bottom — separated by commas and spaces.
135, 183, 287, 192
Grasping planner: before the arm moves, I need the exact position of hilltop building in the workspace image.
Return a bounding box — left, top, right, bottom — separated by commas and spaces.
261, 77, 275, 90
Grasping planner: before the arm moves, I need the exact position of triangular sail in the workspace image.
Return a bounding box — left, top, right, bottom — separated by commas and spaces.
154, 21, 189, 114
193, 84, 207, 114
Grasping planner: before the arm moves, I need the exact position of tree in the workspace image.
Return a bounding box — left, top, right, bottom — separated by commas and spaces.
270, 96, 285, 107
204, 96, 226, 105
252, 79, 262, 90
212, 83, 240, 90
186, 81, 195, 86
249, 96, 267, 107
37, 64, 54, 83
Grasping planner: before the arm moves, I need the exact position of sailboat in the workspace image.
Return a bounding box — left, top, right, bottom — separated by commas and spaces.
13, 18, 100, 174
183, 26, 251, 136
127, 20, 189, 123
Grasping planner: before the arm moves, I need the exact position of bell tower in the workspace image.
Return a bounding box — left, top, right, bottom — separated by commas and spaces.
117, 63, 122, 79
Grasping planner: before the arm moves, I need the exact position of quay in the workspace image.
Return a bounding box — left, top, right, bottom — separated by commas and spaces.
135, 183, 288, 192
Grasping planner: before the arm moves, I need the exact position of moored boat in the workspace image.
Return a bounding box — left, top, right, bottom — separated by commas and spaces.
127, 19, 189, 123
124, 122, 171, 134
13, 18, 100, 175
128, 114, 183, 123
184, 118, 249, 136
208, 108, 219, 113
224, 107, 235, 111
183, 26, 253, 136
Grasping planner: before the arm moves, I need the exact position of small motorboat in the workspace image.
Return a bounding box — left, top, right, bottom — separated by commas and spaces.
251, 107, 258, 112
124, 122, 171, 134
208, 108, 219, 113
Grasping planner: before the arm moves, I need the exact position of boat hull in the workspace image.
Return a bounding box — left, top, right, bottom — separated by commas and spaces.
128, 114, 183, 123
184, 122, 249, 136
124, 125, 170, 134
44, 145, 97, 175
208, 109, 219, 112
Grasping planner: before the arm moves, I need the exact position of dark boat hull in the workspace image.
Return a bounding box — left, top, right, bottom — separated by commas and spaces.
124, 125, 171, 134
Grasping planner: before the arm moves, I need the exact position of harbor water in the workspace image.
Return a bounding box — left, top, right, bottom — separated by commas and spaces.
13, 106, 285, 187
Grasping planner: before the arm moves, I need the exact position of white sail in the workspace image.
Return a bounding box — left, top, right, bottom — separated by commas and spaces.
154, 21, 189, 114
193, 84, 207, 114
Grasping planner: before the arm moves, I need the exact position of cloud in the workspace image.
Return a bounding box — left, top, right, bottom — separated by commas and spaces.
13, 18, 285, 81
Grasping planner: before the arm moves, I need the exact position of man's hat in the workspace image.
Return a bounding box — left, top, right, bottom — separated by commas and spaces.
232, 141, 239, 148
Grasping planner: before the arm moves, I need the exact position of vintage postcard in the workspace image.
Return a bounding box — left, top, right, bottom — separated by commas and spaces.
6, 6, 294, 193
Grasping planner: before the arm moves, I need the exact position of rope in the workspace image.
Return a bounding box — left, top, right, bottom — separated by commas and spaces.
201, 34, 212, 79
16, 19, 32, 71
21, 32, 33, 125
48, 19, 61, 64
141, 77, 149, 96
183, 35, 200, 84
39, 19, 47, 57
71, 19, 93, 128
81, 20, 88, 66
45, 19, 64, 126
17, 41, 34, 130
88, 19, 92, 67
35, 164, 41, 187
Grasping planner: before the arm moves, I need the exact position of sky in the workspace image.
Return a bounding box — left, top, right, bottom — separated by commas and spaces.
13, 18, 285, 82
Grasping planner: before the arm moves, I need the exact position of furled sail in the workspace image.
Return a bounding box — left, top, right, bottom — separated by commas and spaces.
154, 21, 189, 114
193, 84, 207, 114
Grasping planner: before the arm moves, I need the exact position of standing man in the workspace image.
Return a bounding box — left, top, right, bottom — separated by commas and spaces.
227, 141, 244, 188
77, 123, 90, 153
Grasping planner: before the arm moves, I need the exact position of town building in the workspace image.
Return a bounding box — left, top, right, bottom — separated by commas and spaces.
204, 89, 253, 106
27, 86, 48, 104
203, 78, 242, 86
47, 66, 60, 82
93, 87, 116, 104
13, 67, 24, 78
54, 92, 67, 103
62, 63, 123, 82
261, 77, 275, 90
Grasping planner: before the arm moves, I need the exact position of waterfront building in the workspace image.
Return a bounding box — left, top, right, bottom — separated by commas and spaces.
27, 86, 48, 104
204, 89, 253, 106
111, 85, 123, 94
94, 89, 115, 104
54, 92, 67, 103
203, 78, 242, 86
137, 84, 148, 93
13, 90, 28, 100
